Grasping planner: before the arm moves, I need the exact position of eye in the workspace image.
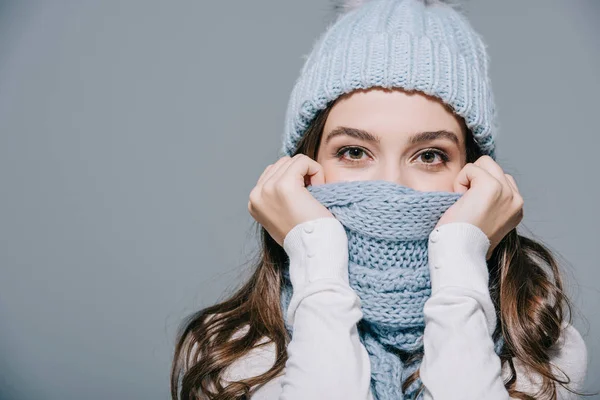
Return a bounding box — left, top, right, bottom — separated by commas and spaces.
414, 148, 450, 167
334, 146, 370, 163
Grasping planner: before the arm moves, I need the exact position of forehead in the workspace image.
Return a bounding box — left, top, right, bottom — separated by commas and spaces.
323, 87, 465, 143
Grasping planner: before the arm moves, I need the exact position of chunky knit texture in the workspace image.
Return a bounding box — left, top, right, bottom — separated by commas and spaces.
279, 179, 505, 399
279, 0, 498, 160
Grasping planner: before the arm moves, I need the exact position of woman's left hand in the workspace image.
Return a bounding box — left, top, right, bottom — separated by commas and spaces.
435, 155, 524, 260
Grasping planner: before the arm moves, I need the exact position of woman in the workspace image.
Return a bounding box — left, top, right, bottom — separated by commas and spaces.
171, 1, 592, 399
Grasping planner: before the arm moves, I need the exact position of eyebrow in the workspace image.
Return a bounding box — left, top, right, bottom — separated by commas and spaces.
324, 126, 460, 146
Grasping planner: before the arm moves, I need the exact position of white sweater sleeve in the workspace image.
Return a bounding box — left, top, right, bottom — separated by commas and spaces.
420, 222, 589, 400
278, 216, 374, 400
420, 221, 509, 400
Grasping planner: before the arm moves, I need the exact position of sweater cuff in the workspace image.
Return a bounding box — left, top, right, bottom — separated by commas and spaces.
283, 217, 350, 290
428, 222, 491, 295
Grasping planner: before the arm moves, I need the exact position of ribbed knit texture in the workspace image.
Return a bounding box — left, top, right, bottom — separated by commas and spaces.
279, 0, 498, 160
279, 179, 505, 399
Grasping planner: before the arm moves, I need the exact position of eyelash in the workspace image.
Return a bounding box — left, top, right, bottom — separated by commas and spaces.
333, 146, 450, 167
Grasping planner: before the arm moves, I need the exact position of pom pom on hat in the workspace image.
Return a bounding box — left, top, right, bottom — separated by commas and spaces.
331, 0, 372, 13
331, 0, 466, 13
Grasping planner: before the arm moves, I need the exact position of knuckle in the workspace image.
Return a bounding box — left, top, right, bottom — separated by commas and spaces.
274, 181, 291, 195
485, 184, 503, 202
490, 180, 503, 196
478, 155, 494, 165
506, 174, 517, 185
262, 182, 276, 195
506, 189, 514, 201
247, 196, 257, 212
248, 189, 260, 204
515, 194, 524, 208
516, 207, 524, 220
292, 153, 306, 162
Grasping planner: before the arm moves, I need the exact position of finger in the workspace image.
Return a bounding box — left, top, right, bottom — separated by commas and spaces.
259, 156, 292, 187
473, 156, 511, 191
504, 174, 520, 194
256, 164, 274, 186
263, 154, 302, 187
454, 163, 499, 194
278, 154, 325, 188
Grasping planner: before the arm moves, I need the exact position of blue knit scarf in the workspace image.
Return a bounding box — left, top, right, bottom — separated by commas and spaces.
279, 179, 505, 399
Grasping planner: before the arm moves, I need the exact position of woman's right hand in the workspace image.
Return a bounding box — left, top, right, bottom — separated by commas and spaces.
248, 154, 334, 247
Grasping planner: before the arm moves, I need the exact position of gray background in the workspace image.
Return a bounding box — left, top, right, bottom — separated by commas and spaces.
0, 0, 598, 399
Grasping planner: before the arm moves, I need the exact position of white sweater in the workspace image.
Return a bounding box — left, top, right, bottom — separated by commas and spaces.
215, 218, 588, 399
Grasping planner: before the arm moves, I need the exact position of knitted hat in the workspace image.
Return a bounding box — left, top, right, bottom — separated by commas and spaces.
279, 0, 498, 160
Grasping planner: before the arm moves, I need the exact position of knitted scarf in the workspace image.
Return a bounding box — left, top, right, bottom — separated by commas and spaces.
279, 179, 505, 400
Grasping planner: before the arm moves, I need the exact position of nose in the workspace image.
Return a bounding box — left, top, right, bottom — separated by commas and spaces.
371, 163, 406, 187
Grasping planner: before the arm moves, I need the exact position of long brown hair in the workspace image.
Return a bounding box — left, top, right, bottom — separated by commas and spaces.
170, 93, 594, 400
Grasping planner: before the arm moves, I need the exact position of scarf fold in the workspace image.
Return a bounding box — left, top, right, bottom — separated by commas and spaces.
279, 179, 505, 399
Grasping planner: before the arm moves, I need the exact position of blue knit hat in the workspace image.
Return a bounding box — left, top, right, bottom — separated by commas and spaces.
279, 0, 498, 160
